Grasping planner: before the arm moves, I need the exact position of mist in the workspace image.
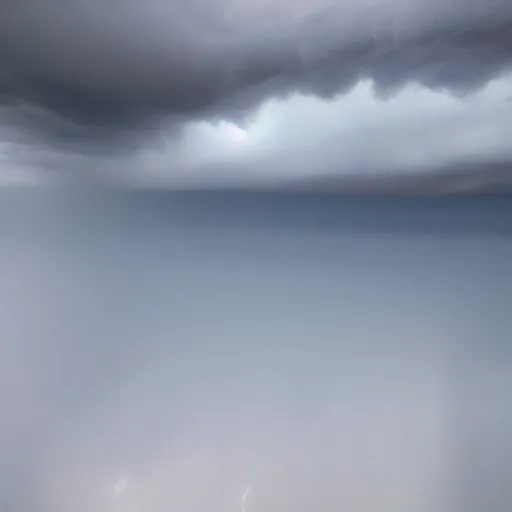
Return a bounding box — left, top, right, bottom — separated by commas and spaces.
0, 191, 511, 512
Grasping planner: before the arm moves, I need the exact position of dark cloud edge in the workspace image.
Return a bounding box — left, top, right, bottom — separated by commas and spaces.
29, 158, 512, 195
1, 18, 512, 147
280, 161, 512, 195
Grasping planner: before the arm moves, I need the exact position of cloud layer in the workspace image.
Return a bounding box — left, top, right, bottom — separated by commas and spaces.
1, 0, 512, 186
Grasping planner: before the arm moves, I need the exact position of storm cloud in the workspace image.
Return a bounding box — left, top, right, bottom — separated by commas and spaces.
0, 0, 512, 186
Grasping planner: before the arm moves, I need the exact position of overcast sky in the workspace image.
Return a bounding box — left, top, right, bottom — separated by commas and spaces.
2, 4, 512, 511
1, 0, 512, 187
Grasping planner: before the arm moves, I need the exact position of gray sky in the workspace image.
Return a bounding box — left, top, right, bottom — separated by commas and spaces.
1, 193, 512, 511
1, 0, 512, 188
1, 4, 512, 509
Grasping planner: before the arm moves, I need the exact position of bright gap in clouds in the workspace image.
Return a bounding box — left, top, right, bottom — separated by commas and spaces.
138, 74, 512, 187
221, 122, 249, 144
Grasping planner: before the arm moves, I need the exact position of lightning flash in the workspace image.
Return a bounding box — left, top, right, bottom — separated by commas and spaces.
241, 486, 251, 512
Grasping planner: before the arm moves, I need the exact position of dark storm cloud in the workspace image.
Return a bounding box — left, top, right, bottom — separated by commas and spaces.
1, 0, 512, 144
